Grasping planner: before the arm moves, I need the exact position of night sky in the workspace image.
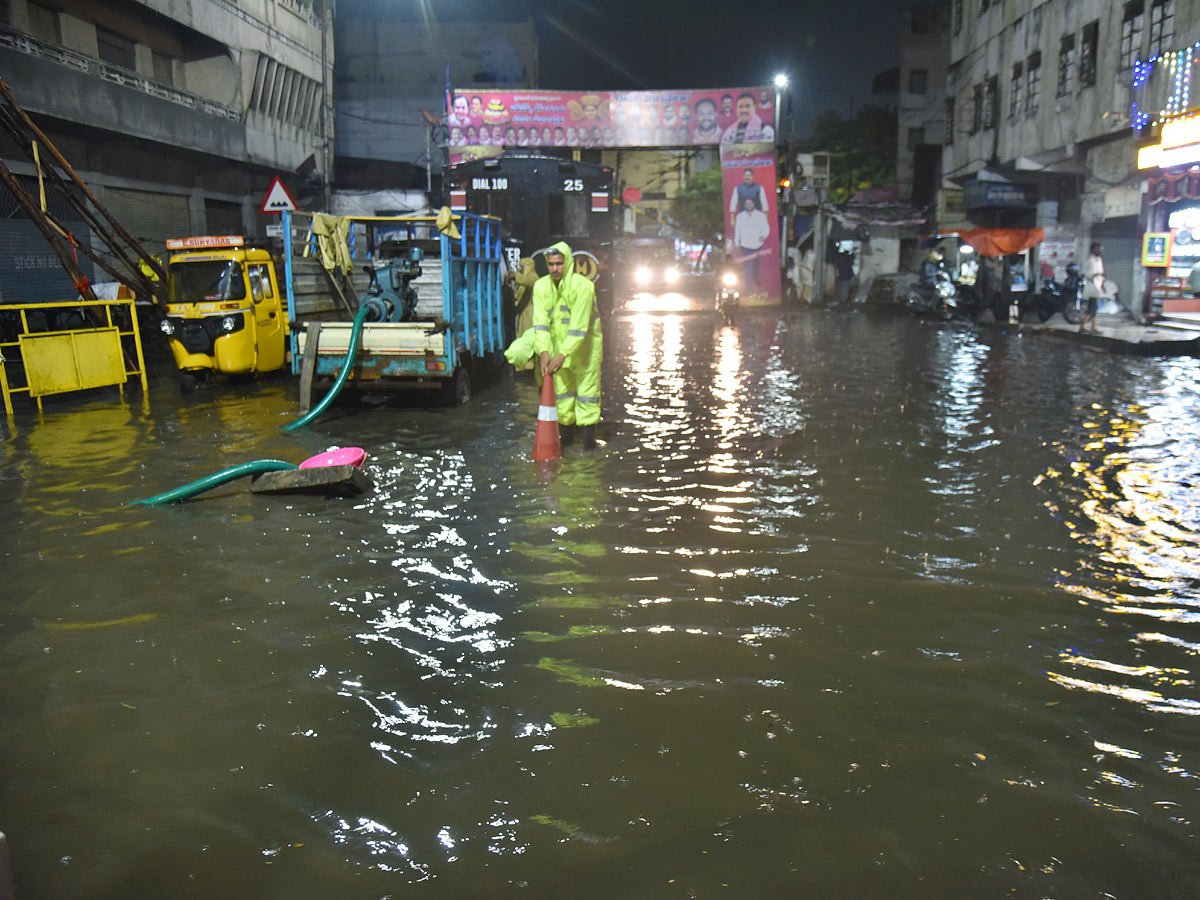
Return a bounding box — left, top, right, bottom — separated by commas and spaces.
529, 0, 901, 138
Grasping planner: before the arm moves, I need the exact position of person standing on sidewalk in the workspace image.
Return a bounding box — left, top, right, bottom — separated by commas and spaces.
1080, 242, 1103, 333
835, 249, 855, 303
533, 241, 603, 449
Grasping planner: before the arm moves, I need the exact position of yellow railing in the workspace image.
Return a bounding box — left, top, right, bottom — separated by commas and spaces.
1, 297, 148, 416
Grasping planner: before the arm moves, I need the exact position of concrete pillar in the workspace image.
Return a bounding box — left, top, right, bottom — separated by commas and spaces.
241, 196, 256, 237
188, 187, 205, 234
814, 189, 826, 302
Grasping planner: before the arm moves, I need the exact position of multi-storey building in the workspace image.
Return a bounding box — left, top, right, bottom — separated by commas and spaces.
897, 2, 951, 211
0, 0, 332, 297
926, 0, 1199, 315
333, 0, 537, 216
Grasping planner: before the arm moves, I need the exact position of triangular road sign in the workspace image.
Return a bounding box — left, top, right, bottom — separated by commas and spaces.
260, 176, 297, 214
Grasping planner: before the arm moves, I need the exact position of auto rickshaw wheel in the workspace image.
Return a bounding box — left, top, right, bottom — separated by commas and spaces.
179, 371, 199, 393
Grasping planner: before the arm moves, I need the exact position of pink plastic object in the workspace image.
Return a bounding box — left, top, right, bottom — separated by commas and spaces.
298, 446, 367, 469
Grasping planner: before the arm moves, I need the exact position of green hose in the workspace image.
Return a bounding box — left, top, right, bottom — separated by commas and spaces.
129, 459, 297, 506
134, 303, 369, 506
284, 303, 371, 431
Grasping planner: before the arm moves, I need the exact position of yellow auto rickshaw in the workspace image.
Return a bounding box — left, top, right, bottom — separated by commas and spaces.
158, 236, 288, 391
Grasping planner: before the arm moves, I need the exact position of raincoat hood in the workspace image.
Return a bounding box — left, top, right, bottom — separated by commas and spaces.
548, 241, 575, 283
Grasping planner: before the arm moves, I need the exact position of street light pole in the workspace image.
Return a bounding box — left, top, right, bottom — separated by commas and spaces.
773, 73, 789, 301
773, 73, 789, 141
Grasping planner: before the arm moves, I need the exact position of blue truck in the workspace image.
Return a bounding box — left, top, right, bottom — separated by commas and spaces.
281, 210, 507, 406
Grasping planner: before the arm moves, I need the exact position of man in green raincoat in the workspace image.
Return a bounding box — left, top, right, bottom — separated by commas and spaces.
532, 241, 603, 449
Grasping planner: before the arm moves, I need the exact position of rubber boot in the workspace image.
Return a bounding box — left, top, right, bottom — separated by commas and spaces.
560, 423, 576, 446
581, 424, 596, 450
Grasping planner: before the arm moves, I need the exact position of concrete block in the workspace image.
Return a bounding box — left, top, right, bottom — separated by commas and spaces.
249, 464, 372, 497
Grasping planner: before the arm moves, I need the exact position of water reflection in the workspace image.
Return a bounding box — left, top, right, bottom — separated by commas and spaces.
1042, 361, 1200, 718
8, 313, 1200, 898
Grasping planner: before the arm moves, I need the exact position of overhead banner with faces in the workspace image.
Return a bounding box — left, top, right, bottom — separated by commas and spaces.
447, 87, 776, 164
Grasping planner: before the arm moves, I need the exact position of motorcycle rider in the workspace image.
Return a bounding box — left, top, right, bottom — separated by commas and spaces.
922, 249, 945, 283
716, 253, 740, 320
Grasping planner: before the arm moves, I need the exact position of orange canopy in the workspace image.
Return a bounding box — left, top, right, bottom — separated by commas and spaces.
958, 227, 1045, 258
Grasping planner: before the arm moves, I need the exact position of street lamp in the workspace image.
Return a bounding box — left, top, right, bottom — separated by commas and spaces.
773, 73, 789, 141
773, 73, 791, 302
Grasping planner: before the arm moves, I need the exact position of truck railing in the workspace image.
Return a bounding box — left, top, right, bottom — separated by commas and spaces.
281, 210, 505, 376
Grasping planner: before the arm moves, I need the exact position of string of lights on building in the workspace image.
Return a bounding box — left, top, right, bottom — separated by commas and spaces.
1131, 43, 1200, 133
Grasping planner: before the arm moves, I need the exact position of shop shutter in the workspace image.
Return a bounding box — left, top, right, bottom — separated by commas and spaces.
205, 199, 244, 235
0, 219, 94, 304
1, 175, 98, 303
1090, 216, 1138, 311
102, 187, 192, 257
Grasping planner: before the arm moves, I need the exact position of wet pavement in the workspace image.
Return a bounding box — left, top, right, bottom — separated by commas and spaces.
3, 306, 1200, 899
1020, 310, 1200, 355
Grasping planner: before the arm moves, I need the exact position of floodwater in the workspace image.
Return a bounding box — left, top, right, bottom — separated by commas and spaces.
2, 307, 1200, 899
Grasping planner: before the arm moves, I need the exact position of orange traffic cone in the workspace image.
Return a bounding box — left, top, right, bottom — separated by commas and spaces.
532, 373, 561, 461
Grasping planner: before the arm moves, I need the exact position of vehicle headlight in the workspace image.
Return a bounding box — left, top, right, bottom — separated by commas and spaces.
664, 266, 680, 283
721, 272, 737, 287
937, 282, 955, 299
159, 318, 175, 335
220, 315, 239, 332
634, 266, 651, 285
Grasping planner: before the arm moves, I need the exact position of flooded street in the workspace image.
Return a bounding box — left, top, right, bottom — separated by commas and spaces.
3, 307, 1200, 899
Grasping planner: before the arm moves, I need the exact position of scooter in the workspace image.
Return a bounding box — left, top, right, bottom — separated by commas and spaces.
716, 271, 740, 325
905, 269, 958, 319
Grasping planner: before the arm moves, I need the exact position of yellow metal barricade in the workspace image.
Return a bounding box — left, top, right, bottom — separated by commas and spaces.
0, 297, 148, 416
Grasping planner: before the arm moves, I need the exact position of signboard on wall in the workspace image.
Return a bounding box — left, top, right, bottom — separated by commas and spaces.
1142, 231, 1171, 267
963, 178, 1029, 209
446, 86, 775, 165
1040, 233, 1079, 280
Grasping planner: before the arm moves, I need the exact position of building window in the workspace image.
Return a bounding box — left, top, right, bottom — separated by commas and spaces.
151, 50, 175, 85
1080, 20, 1099, 87
981, 0, 990, 10
25, 0, 60, 42
907, 127, 925, 150
1057, 34, 1075, 96
1150, 0, 1175, 56
909, 69, 928, 94
945, 97, 955, 144
1121, 2, 1145, 70
96, 26, 136, 70
1026, 52, 1041, 115
971, 83, 983, 133
983, 75, 998, 129
953, 0, 962, 35
1009, 62, 1023, 117
910, 6, 930, 33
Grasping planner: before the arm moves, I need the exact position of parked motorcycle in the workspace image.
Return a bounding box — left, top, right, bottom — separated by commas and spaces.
716, 271, 740, 325
951, 280, 990, 320
1031, 262, 1086, 324
906, 269, 958, 319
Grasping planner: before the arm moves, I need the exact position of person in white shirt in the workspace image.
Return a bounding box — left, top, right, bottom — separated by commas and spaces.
733, 196, 770, 292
